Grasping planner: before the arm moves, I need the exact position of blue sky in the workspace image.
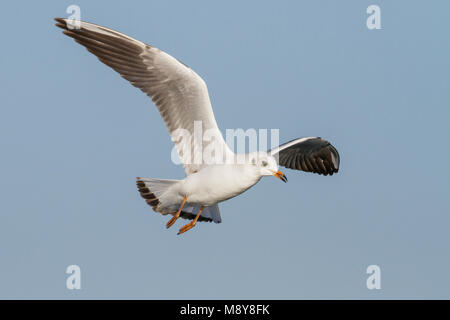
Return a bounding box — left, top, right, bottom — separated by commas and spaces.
0, 0, 449, 299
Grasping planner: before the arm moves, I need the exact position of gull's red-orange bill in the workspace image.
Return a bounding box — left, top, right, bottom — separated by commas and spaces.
273, 170, 287, 183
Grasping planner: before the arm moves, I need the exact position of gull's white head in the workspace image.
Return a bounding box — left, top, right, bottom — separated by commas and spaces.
249, 152, 287, 183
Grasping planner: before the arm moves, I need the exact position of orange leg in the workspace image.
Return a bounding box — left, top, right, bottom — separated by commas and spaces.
177, 205, 205, 235
166, 196, 187, 229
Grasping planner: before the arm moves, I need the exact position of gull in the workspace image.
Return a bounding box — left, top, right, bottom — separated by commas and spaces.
55, 18, 340, 235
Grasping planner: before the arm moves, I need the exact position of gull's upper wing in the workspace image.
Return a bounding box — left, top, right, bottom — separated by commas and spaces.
270, 137, 340, 176
55, 18, 232, 175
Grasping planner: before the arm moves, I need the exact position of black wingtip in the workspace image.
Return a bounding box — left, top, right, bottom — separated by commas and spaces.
54, 18, 68, 30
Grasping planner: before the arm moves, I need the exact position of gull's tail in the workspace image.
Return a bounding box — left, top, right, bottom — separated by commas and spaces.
136, 177, 222, 223
136, 177, 178, 211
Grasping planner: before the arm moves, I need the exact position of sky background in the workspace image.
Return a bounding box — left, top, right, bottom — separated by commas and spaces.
1, 0, 449, 299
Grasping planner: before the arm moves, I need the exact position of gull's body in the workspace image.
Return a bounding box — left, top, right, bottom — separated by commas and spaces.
149, 163, 262, 212
181, 164, 261, 206
55, 18, 340, 234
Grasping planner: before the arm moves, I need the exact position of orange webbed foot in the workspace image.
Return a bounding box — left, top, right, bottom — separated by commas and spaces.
177, 221, 196, 235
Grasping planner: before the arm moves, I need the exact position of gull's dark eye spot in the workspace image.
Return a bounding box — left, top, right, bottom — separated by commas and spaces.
262, 160, 268, 167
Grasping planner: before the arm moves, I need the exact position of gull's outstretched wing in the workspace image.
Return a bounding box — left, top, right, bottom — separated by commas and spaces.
270, 137, 340, 176
55, 18, 232, 175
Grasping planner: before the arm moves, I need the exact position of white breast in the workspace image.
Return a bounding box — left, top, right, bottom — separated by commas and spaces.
180, 164, 261, 206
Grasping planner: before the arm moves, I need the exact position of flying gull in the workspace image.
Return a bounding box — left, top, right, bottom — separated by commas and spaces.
55, 18, 340, 235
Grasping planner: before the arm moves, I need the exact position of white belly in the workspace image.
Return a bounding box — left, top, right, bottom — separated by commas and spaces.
180, 165, 261, 206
